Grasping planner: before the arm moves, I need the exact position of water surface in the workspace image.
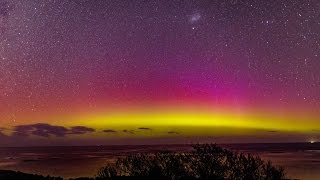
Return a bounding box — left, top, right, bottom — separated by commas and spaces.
0, 143, 319, 179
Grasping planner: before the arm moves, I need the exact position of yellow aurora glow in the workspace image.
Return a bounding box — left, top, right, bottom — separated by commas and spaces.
56, 106, 320, 137
2, 104, 319, 141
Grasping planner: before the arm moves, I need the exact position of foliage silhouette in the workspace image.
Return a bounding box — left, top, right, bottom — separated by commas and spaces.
97, 144, 286, 180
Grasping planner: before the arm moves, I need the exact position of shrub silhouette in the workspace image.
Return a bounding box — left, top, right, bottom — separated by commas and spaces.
97, 144, 285, 180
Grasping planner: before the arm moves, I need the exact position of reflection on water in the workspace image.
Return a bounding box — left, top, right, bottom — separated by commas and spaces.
258, 151, 320, 180
0, 143, 319, 179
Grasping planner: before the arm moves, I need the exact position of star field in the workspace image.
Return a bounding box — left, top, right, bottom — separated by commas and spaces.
0, 0, 319, 145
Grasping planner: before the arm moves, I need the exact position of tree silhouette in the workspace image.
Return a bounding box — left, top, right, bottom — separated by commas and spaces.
97, 144, 285, 180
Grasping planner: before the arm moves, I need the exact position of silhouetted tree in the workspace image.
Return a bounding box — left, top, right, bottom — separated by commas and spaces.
97, 144, 286, 180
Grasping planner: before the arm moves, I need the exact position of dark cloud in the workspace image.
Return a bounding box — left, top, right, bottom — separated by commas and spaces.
167, 131, 179, 135
12, 123, 95, 137
122, 129, 135, 134
103, 129, 117, 133
13, 123, 68, 137
69, 126, 95, 134
0, 128, 7, 137
267, 130, 278, 133
138, 127, 152, 131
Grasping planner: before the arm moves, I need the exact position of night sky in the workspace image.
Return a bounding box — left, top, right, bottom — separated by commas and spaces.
0, 0, 319, 146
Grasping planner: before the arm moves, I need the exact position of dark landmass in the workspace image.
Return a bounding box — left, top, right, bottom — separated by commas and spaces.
0, 170, 62, 180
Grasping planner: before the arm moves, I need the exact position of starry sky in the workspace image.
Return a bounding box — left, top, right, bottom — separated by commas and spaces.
0, 0, 319, 146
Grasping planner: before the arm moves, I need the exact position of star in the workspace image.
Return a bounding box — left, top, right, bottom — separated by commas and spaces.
0, 0, 319, 147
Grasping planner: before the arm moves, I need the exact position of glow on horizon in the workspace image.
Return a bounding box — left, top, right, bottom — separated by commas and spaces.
56, 106, 320, 137
1, 104, 319, 140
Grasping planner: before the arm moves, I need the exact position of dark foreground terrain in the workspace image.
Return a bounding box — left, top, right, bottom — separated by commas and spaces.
0, 144, 287, 180
0, 170, 62, 180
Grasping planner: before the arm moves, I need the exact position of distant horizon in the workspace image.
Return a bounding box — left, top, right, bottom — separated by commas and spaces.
1, 141, 319, 148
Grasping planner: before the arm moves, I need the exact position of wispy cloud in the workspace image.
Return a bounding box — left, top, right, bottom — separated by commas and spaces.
167, 131, 179, 135
12, 123, 95, 137
122, 129, 135, 134
267, 130, 278, 133
0, 128, 7, 137
69, 126, 95, 134
103, 129, 117, 133
138, 127, 152, 131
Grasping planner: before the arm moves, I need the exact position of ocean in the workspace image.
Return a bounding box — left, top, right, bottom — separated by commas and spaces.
0, 143, 319, 180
